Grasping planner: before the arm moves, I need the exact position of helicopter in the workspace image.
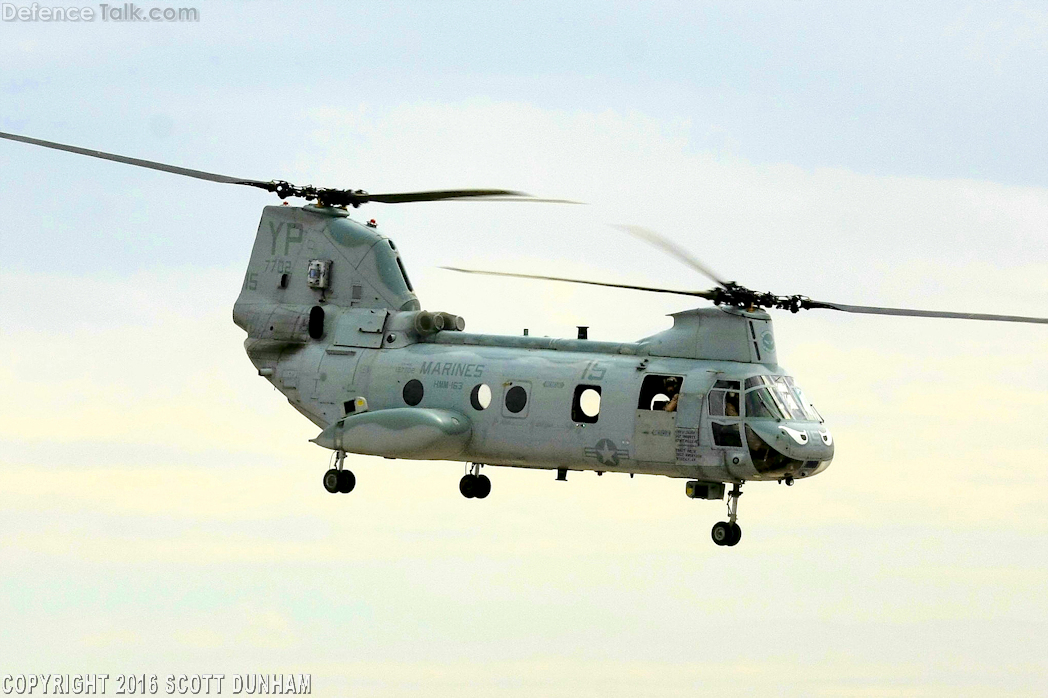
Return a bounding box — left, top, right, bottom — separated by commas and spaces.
3, 130, 1046, 547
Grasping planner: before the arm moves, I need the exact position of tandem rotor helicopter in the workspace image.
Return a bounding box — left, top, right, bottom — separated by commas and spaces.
4, 130, 1046, 547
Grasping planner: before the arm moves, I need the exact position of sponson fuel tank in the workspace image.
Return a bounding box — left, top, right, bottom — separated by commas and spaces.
311, 408, 472, 459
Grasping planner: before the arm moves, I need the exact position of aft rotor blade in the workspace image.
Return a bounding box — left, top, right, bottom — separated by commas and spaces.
613, 224, 732, 288
806, 300, 1048, 324
441, 266, 716, 299
0, 130, 546, 206
0, 129, 271, 188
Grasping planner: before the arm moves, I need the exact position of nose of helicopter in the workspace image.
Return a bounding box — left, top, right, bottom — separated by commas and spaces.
745, 420, 834, 476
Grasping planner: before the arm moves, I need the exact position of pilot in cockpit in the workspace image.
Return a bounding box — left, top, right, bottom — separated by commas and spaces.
725, 390, 740, 416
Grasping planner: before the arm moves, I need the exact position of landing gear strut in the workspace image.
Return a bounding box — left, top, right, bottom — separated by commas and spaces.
323, 450, 355, 494
459, 463, 491, 499
711, 481, 743, 546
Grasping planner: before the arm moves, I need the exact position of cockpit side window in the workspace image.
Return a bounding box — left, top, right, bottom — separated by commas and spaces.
712, 422, 743, 447
746, 424, 806, 474
708, 380, 740, 417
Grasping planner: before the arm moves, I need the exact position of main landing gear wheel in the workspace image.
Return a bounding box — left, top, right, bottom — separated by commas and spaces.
459, 466, 491, 499
459, 474, 477, 498
712, 482, 744, 546
323, 468, 341, 494
324, 451, 355, 494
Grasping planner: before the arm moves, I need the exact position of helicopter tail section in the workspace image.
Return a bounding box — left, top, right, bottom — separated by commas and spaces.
233, 205, 420, 341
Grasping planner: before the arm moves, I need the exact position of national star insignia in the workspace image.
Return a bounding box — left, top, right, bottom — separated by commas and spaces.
584, 438, 630, 467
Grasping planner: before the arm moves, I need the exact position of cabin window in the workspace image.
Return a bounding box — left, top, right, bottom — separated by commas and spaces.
505, 385, 528, 414
571, 385, 601, 423
637, 374, 684, 411
403, 379, 424, 406
470, 383, 492, 410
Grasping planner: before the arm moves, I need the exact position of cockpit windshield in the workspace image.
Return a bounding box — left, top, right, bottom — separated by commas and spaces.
743, 375, 822, 422
745, 388, 785, 419
784, 376, 823, 422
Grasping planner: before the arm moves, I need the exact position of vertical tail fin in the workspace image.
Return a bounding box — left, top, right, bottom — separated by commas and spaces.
233, 205, 419, 340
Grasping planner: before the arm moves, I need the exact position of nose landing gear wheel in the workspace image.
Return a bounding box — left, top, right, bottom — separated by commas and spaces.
727, 522, 742, 545
712, 482, 744, 546
712, 521, 730, 545
711, 522, 743, 546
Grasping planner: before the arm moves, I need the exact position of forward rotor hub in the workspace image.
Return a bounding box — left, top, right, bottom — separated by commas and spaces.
710, 284, 812, 314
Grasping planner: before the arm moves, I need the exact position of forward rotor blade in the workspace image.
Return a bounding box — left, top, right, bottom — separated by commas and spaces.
366, 189, 530, 203
806, 300, 1048, 324
613, 224, 732, 288
0, 130, 271, 188
440, 266, 716, 299
439, 196, 585, 204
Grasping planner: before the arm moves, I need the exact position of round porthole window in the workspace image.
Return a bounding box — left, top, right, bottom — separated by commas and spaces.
403, 379, 424, 406
579, 388, 601, 418
505, 385, 528, 414
470, 384, 492, 410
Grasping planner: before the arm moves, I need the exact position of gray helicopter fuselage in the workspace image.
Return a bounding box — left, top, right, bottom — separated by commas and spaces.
234, 205, 833, 486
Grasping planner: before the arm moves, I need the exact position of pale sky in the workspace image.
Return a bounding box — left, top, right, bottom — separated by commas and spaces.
1, 2, 1047, 696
